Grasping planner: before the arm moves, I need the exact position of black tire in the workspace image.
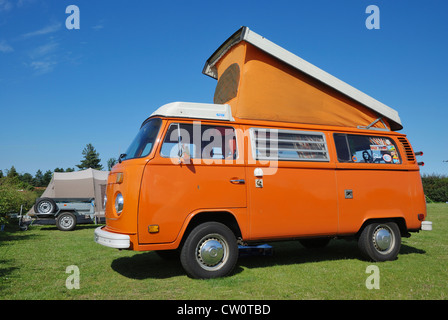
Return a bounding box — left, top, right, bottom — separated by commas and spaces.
180, 222, 238, 279
299, 237, 331, 249
56, 212, 77, 231
34, 198, 57, 214
358, 221, 401, 262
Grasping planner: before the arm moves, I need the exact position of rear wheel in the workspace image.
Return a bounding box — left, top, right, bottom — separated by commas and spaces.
180, 222, 238, 279
358, 221, 401, 262
56, 212, 77, 231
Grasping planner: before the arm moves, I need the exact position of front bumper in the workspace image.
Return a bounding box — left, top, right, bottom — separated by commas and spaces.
94, 226, 130, 249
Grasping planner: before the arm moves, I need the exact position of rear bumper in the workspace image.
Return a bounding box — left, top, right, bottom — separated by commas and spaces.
421, 221, 432, 231
94, 226, 130, 249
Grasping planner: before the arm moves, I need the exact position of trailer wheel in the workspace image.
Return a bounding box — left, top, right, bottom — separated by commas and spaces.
34, 198, 57, 214
358, 221, 401, 262
180, 222, 238, 279
56, 212, 77, 231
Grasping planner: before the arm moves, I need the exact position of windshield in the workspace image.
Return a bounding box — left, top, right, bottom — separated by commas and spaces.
121, 118, 162, 161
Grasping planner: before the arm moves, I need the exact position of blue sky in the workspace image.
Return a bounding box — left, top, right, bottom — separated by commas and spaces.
0, 0, 447, 176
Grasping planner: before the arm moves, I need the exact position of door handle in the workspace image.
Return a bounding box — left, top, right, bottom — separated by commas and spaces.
230, 179, 245, 184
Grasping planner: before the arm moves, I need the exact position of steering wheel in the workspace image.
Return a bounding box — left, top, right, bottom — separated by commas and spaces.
362, 151, 372, 163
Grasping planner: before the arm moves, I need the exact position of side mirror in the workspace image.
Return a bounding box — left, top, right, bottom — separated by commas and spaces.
179, 144, 191, 164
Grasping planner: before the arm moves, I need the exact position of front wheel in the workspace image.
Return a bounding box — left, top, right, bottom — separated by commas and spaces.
358, 221, 401, 262
180, 222, 238, 279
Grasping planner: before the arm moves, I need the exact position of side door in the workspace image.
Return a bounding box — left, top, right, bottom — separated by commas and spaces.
138, 121, 247, 244
246, 127, 338, 240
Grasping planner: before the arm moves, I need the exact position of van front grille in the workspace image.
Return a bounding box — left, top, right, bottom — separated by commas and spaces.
397, 137, 416, 162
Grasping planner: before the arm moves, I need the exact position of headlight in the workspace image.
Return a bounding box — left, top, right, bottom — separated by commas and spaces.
115, 193, 124, 214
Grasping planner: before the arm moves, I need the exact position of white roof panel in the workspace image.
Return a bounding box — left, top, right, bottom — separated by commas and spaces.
150, 102, 234, 121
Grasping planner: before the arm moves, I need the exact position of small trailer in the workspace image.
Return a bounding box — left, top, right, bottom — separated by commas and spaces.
28, 168, 109, 231
33, 197, 97, 231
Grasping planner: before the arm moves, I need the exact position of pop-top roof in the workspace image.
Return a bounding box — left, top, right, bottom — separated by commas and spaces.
203, 26, 402, 130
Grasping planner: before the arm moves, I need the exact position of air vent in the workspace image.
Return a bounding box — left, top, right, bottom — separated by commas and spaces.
397, 137, 416, 162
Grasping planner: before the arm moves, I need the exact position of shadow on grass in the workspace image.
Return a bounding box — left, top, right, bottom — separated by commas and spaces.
0, 260, 18, 279
37, 224, 101, 231
237, 240, 426, 271
0, 228, 40, 283
111, 252, 185, 279
0, 226, 39, 246
110, 239, 426, 279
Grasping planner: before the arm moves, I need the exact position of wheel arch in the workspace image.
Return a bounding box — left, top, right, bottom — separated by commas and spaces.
356, 217, 409, 238
54, 209, 78, 217
180, 210, 242, 247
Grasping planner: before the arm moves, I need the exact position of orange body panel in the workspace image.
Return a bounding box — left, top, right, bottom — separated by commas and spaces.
103, 117, 426, 252
137, 157, 247, 245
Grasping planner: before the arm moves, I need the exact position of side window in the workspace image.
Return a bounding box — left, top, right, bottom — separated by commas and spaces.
251, 128, 329, 162
334, 133, 351, 161
334, 134, 401, 164
160, 123, 238, 160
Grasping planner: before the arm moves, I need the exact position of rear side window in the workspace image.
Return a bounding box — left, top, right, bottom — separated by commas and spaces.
334, 134, 401, 164
251, 128, 329, 162
161, 123, 238, 160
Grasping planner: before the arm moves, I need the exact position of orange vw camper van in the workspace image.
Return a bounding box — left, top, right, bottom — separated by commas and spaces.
95, 27, 431, 279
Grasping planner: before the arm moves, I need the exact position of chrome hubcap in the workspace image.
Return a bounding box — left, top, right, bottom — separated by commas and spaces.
38, 202, 53, 214
373, 225, 394, 254
196, 234, 228, 271
60, 216, 74, 228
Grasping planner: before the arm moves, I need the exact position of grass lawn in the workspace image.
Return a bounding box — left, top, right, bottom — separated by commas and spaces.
1, 203, 447, 300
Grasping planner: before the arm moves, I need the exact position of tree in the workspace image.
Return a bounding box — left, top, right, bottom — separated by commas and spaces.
6, 166, 18, 179
33, 170, 44, 187
42, 170, 53, 186
107, 158, 117, 171
19, 172, 34, 185
55, 167, 75, 173
77, 143, 103, 170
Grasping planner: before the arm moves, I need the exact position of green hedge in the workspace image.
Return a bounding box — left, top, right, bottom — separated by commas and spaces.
422, 174, 448, 203
0, 178, 39, 223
